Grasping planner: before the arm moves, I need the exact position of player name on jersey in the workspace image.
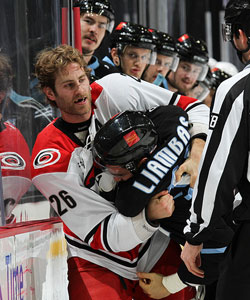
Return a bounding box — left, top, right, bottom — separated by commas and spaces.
133, 117, 190, 194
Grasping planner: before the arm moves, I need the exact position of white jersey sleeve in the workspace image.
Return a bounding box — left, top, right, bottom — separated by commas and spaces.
91, 73, 209, 138
31, 121, 158, 253
33, 171, 157, 252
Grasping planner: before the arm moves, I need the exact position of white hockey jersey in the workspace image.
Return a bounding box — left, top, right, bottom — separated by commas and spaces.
92, 73, 209, 138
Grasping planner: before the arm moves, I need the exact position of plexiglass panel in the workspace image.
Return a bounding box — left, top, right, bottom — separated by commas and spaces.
0, 0, 71, 225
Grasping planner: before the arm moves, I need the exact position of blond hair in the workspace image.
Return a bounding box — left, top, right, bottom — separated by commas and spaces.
35, 44, 90, 106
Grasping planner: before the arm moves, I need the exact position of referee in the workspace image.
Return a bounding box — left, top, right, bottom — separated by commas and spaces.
181, 1, 250, 299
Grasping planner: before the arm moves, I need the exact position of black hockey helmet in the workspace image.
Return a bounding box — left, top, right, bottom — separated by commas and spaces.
176, 34, 209, 64
93, 111, 158, 173
151, 30, 176, 55
210, 67, 231, 90
223, 0, 250, 41
73, 0, 115, 32
110, 22, 156, 53
175, 34, 209, 81
222, 0, 250, 62
151, 30, 179, 71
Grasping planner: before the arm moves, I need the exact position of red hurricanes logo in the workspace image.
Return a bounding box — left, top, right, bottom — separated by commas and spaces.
0, 152, 26, 170
33, 148, 61, 169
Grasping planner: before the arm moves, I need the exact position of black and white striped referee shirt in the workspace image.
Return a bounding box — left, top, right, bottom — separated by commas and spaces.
184, 63, 250, 245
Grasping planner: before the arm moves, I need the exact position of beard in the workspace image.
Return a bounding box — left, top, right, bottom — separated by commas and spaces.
82, 48, 94, 56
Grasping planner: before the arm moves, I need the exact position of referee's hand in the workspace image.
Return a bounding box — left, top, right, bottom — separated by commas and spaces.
181, 241, 204, 278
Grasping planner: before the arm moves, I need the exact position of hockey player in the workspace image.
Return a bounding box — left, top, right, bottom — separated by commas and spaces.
142, 30, 179, 89
106, 21, 157, 79
31, 44, 209, 299
73, 0, 118, 82
181, 1, 250, 299
168, 34, 209, 96
92, 106, 235, 299
93, 107, 198, 299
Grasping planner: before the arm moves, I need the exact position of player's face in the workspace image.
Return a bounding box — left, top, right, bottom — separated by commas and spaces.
106, 165, 133, 182
45, 63, 92, 123
143, 54, 173, 83
120, 46, 151, 79
80, 13, 108, 55
171, 61, 201, 94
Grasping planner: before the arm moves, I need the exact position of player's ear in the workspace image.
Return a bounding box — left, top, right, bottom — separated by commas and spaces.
234, 29, 248, 51
111, 48, 120, 66
43, 87, 56, 102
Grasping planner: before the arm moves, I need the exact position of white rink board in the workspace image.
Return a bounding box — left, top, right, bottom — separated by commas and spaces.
0, 221, 68, 299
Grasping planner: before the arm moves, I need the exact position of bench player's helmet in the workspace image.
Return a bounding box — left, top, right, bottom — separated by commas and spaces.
151, 30, 179, 72
210, 67, 231, 90
73, 0, 115, 33
175, 34, 209, 81
110, 21, 156, 64
93, 111, 158, 173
